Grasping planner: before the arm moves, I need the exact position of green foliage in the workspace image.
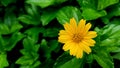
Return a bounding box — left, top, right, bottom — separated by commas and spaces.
26, 0, 67, 8
0, 12, 23, 34
40, 39, 58, 59
16, 37, 40, 68
0, 53, 9, 68
93, 54, 113, 68
101, 3, 120, 24
5, 32, 24, 51
93, 23, 120, 68
77, 0, 97, 9
54, 52, 84, 68
56, 6, 82, 24
18, 5, 40, 25
1, 0, 16, 6
58, 58, 83, 68
41, 10, 57, 26
113, 52, 120, 60
0, 0, 120, 68
24, 27, 44, 43
97, 0, 119, 10
43, 28, 59, 37
26, 0, 55, 8
82, 8, 107, 20
53, 52, 73, 68
0, 32, 24, 51
18, 15, 40, 25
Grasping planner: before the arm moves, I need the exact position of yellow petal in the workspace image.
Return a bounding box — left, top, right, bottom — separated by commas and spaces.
59, 30, 67, 35
58, 35, 71, 43
63, 44, 70, 51
79, 42, 91, 54
78, 19, 86, 33
70, 43, 77, 56
63, 23, 71, 33
84, 31, 97, 39
62, 41, 73, 51
82, 39, 95, 46
72, 47, 78, 56
83, 23, 92, 36
70, 18, 77, 33
63, 23, 75, 34
76, 46, 83, 58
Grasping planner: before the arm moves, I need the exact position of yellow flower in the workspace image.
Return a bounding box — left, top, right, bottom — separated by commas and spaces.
58, 18, 97, 58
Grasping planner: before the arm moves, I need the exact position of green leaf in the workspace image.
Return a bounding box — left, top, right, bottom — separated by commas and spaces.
77, 0, 97, 9
40, 39, 58, 59
20, 49, 32, 58
93, 51, 114, 68
101, 24, 115, 36
110, 18, 120, 25
20, 48, 39, 59
0, 53, 9, 68
107, 46, 120, 52
16, 37, 40, 66
0, 12, 22, 34
24, 27, 44, 35
22, 37, 40, 57
112, 52, 120, 60
54, 0, 67, 5
41, 10, 57, 26
32, 61, 41, 68
101, 4, 120, 24
56, 6, 82, 24
40, 39, 51, 58
19, 60, 40, 68
40, 39, 47, 47
4, 12, 18, 26
82, 8, 107, 20
58, 58, 84, 68
54, 52, 85, 68
0, 23, 22, 34
1, 0, 16, 6
86, 53, 94, 63
100, 38, 116, 46
16, 56, 34, 65
53, 52, 73, 68
10, 23, 23, 33
5, 32, 24, 51
108, 4, 120, 16
26, 0, 55, 8
95, 24, 120, 56
0, 24, 9, 34
48, 40, 59, 51
23, 37, 36, 51
24, 27, 45, 43
97, 0, 119, 10
18, 15, 32, 24
100, 24, 120, 47
43, 28, 59, 37
20, 66, 31, 68
18, 15, 40, 25
25, 5, 38, 16
4, 12, 23, 33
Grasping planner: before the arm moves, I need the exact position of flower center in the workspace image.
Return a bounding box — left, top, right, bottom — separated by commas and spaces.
72, 34, 83, 43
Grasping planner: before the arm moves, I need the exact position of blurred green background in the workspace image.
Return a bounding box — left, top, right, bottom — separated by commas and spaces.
0, 0, 120, 68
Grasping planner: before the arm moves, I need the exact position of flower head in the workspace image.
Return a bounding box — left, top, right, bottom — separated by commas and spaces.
58, 18, 97, 58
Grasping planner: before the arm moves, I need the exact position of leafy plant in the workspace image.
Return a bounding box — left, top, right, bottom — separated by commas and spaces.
0, 0, 120, 68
